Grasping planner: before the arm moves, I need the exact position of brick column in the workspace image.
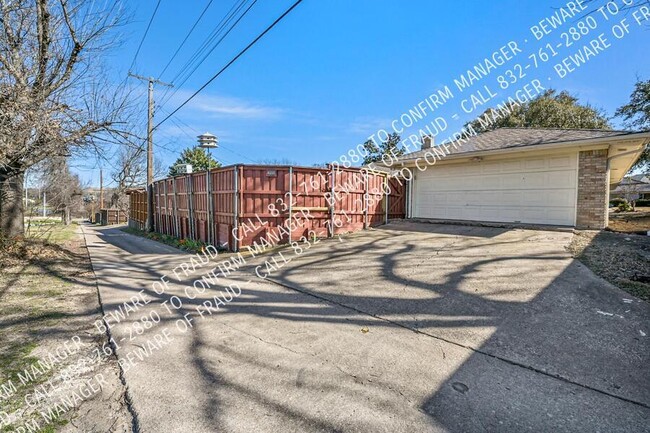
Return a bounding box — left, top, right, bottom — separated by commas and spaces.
576, 149, 609, 229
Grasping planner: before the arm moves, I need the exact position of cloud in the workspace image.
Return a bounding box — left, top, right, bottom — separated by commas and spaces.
166, 90, 285, 120
346, 116, 393, 136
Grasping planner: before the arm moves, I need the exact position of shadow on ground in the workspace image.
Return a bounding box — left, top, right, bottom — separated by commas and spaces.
87, 222, 650, 432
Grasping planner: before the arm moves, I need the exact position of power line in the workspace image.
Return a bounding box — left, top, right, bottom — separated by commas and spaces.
128, 0, 163, 73
160, 0, 258, 108
165, 0, 248, 85
157, 0, 215, 79
157, 107, 258, 164
155, 0, 304, 129
158, 0, 254, 107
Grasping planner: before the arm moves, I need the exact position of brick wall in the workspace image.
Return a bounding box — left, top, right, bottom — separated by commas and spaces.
576, 149, 609, 229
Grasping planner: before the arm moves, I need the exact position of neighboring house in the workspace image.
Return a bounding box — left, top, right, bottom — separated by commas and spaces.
392, 128, 649, 229
610, 174, 650, 201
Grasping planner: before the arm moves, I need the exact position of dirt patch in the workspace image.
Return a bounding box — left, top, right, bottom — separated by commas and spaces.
568, 230, 650, 302
608, 207, 650, 233
0, 224, 132, 432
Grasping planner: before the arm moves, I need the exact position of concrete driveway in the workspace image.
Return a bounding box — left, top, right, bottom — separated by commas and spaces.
82, 222, 650, 433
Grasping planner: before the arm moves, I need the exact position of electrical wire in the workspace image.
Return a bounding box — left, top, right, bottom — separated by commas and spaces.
155, 0, 304, 129
129, 0, 163, 73
158, 107, 258, 163
164, 0, 248, 85
158, 0, 254, 107
157, 0, 215, 79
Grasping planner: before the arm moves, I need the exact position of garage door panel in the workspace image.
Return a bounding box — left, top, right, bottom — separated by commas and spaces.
546, 208, 574, 224
500, 160, 524, 172
479, 208, 500, 220
523, 172, 546, 187
549, 155, 573, 168
521, 190, 574, 207
412, 154, 577, 226
482, 162, 502, 174
525, 158, 547, 170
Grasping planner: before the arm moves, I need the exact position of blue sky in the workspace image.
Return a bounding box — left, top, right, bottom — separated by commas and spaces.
74, 0, 649, 187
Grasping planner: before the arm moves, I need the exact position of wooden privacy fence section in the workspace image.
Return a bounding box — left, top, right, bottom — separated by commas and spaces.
128, 189, 147, 230
128, 165, 406, 252
96, 208, 128, 226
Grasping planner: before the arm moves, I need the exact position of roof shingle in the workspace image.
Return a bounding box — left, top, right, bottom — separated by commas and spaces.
397, 127, 634, 161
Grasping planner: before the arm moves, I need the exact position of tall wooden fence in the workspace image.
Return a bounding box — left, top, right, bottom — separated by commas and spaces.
127, 189, 147, 230
129, 165, 406, 252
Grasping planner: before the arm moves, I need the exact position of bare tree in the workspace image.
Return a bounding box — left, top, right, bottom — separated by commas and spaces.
41, 156, 83, 224
618, 180, 643, 211
109, 145, 164, 214
0, 0, 132, 238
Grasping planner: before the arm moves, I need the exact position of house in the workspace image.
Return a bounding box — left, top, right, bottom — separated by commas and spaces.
392, 128, 650, 229
610, 174, 650, 201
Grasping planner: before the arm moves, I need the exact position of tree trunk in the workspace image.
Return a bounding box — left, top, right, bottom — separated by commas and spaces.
0, 172, 25, 238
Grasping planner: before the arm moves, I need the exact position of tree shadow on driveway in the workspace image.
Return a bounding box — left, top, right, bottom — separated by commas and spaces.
87, 222, 650, 432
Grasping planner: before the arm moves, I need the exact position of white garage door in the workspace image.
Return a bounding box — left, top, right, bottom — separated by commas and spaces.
412, 153, 578, 226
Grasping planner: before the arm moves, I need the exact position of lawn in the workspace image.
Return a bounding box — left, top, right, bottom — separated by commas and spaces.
0, 223, 130, 432
23, 219, 79, 243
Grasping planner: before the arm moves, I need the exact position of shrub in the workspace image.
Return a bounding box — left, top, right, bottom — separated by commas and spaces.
609, 197, 627, 207
617, 202, 633, 212
635, 199, 650, 207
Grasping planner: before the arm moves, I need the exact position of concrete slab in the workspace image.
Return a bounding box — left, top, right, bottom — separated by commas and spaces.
82, 223, 650, 432
267, 221, 650, 407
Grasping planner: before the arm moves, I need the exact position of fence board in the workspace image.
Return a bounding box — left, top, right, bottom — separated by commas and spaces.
127, 165, 406, 251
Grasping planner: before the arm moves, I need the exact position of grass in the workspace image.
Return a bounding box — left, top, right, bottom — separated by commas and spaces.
37, 419, 69, 433
122, 226, 214, 253
617, 280, 650, 301
0, 223, 85, 432
569, 230, 650, 302
24, 220, 79, 244
0, 342, 42, 414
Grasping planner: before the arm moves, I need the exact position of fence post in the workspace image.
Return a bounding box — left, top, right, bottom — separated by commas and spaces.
154, 183, 159, 232
205, 170, 211, 246
172, 177, 179, 237
384, 176, 389, 225
163, 180, 170, 235
329, 167, 335, 238
233, 166, 239, 252
288, 166, 293, 243
187, 175, 195, 241
364, 171, 369, 229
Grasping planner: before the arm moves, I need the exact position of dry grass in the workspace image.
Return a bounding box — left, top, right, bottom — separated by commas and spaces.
0, 224, 130, 433
569, 230, 650, 302
608, 207, 650, 233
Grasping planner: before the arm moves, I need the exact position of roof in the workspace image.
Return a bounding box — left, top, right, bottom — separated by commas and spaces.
612, 174, 650, 193
628, 174, 650, 184
396, 127, 638, 161
612, 183, 650, 193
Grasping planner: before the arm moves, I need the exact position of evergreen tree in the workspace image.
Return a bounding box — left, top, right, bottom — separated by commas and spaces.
169, 147, 221, 176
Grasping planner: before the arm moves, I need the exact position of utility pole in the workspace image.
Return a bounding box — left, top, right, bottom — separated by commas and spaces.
129, 73, 173, 232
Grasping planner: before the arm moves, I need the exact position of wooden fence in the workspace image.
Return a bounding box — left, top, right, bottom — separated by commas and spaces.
128, 165, 406, 251
127, 189, 147, 230
96, 208, 128, 226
